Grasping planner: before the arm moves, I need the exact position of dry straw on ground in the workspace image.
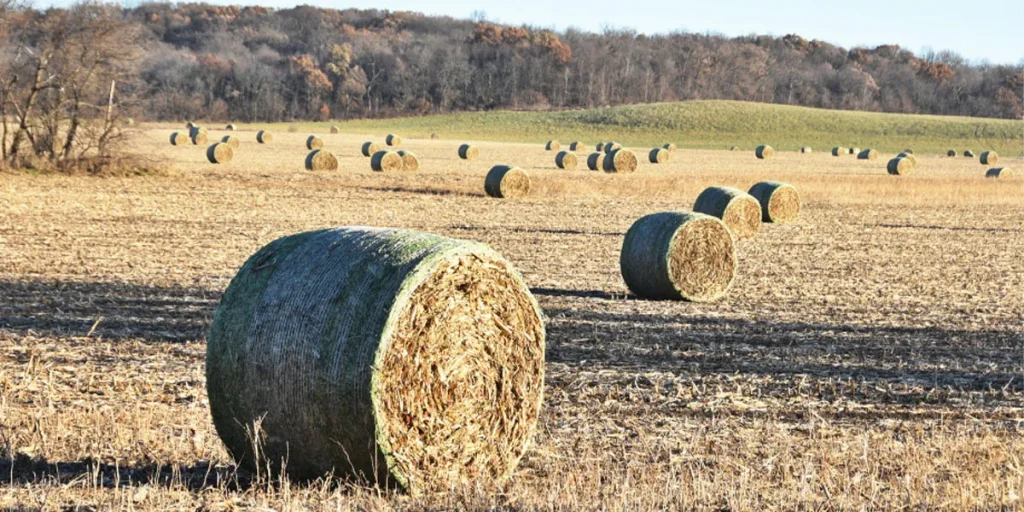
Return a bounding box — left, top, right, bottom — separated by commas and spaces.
206, 227, 545, 492
569, 141, 586, 152
306, 136, 324, 150
887, 157, 914, 175
459, 144, 479, 160
484, 165, 531, 198
858, 149, 879, 160
663, 143, 677, 153
397, 150, 419, 171
603, 149, 638, 173
362, 141, 382, 157
305, 149, 339, 171
832, 147, 845, 156
546, 140, 560, 151
800, 146, 812, 153
206, 143, 233, 164
693, 186, 762, 239
169, 132, 188, 146
330, 126, 340, 134
555, 151, 577, 170
190, 127, 208, 145
748, 181, 801, 223
603, 142, 623, 153
586, 152, 602, 171
620, 212, 737, 302
980, 151, 998, 165
755, 145, 774, 159
257, 131, 273, 144
386, 134, 402, 146
964, 150, 975, 157
221, 135, 240, 149
649, 148, 669, 164
371, 150, 404, 172
986, 167, 1013, 178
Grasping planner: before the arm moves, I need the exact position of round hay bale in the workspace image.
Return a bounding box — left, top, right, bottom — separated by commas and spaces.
729, 146, 739, 151
887, 157, 914, 175
902, 149, 914, 154
125, 118, 135, 127
371, 150, 403, 172
648, 147, 669, 164
755, 145, 774, 159
849, 147, 860, 155
602, 149, 638, 173
555, 151, 577, 170
226, 124, 236, 131
586, 152, 602, 171
484, 165, 531, 199
430, 133, 440, 140
663, 143, 677, 153
397, 150, 419, 171
458, 144, 479, 160
595, 142, 605, 152
190, 127, 208, 146
206, 227, 545, 490
545, 140, 560, 151
330, 126, 340, 134
964, 150, 975, 157
305, 149, 339, 171
620, 212, 737, 302
306, 135, 324, 150
206, 143, 234, 164
896, 152, 918, 167
693, 186, 762, 239
800, 147, 812, 154
947, 149, 957, 157
986, 167, 1012, 178
603, 142, 622, 153
257, 131, 273, 144
748, 181, 800, 224
569, 141, 586, 152
169, 132, 188, 146
221, 135, 240, 149
386, 134, 402, 146
186, 121, 195, 129
857, 149, 879, 160
980, 151, 998, 165
832, 147, 846, 156
361, 142, 383, 157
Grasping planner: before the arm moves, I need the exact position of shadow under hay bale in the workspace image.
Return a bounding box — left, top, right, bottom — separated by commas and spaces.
206, 143, 233, 164
693, 186, 761, 239
755, 145, 774, 159
485, 165, 530, 199
555, 151, 577, 170
458, 144, 479, 160
371, 151, 403, 172
305, 149, 338, 171
256, 131, 273, 144
306, 136, 324, 150
748, 181, 800, 224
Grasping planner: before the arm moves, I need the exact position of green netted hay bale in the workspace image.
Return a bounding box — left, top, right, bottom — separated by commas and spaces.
221, 135, 240, 149
206, 143, 234, 164
397, 150, 419, 171
620, 212, 736, 302
603, 142, 623, 153
832, 147, 845, 156
305, 149, 339, 171
603, 149, 638, 173
595, 142, 605, 152
800, 147, 812, 154
980, 151, 998, 165
755, 145, 774, 159
964, 150, 975, 157
386, 134, 402, 146
586, 152, 602, 171
986, 167, 1013, 178
748, 181, 801, 224
330, 126, 340, 134
485, 165, 530, 199
555, 151, 577, 170
430, 133, 440, 140
169, 132, 188, 146
857, 149, 879, 160
458, 144, 479, 160
693, 186, 762, 239
362, 141, 383, 157
190, 127, 208, 145
729, 146, 739, 151
648, 148, 669, 164
887, 157, 914, 175
257, 130, 273, 144
206, 227, 545, 491
226, 123, 237, 131
902, 149, 914, 154
371, 150, 403, 172
663, 143, 677, 153
849, 147, 860, 155
306, 136, 324, 150
186, 121, 195, 129
545, 140, 560, 151
896, 152, 918, 167
569, 141, 587, 152
947, 149, 957, 157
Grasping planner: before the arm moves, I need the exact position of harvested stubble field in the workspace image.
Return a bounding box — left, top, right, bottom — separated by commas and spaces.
1, 126, 1023, 510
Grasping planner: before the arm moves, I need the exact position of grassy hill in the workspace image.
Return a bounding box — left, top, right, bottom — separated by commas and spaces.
286, 100, 1023, 156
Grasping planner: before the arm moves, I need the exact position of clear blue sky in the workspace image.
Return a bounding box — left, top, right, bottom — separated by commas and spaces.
61, 0, 1024, 64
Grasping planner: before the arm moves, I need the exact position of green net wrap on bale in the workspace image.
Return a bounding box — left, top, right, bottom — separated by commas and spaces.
257, 131, 273, 144
857, 149, 879, 160
226, 124, 236, 131
305, 150, 339, 171
832, 147, 845, 156
386, 134, 402, 146
947, 149, 957, 157
569, 141, 586, 152
800, 147, 812, 154
648, 148, 669, 164
371, 151, 403, 172
986, 167, 1012, 178
458, 144, 479, 160
170, 132, 187, 146
362, 142, 382, 157
207, 143, 234, 164
307, 136, 324, 150
887, 157, 914, 175
663, 143, 677, 153
849, 147, 860, 155
693, 186, 762, 240
221, 135, 240, 149
587, 153, 602, 171
748, 181, 801, 224
545, 140, 560, 151
620, 212, 736, 302
555, 151, 577, 170
755, 145, 774, 159
485, 165, 531, 199
397, 150, 419, 171
603, 149, 638, 173
964, 150, 975, 157
207, 227, 546, 492
981, 151, 998, 165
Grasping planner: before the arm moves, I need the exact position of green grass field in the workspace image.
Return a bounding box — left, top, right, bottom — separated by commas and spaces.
263, 100, 1023, 156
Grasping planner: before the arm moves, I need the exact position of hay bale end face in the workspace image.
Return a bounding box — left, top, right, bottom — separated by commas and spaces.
371, 151, 404, 172
603, 149, 638, 173
648, 147, 669, 164
555, 151, 577, 170
693, 186, 762, 239
947, 149, 957, 157
306, 136, 324, 150
832, 147, 845, 156
386, 134, 402, 146
980, 151, 998, 165
545, 140, 560, 151
256, 130, 273, 144
397, 150, 419, 171
361, 142, 383, 157
569, 141, 586, 152
887, 157, 914, 175
586, 152, 602, 171
800, 146, 812, 154
663, 143, 677, 153
305, 150, 339, 171
620, 212, 737, 302
857, 149, 879, 160
755, 145, 774, 159
330, 126, 340, 134
964, 150, 975, 157
986, 167, 1013, 178
485, 165, 531, 199
169, 132, 188, 146
458, 144, 479, 160
206, 143, 234, 164
748, 181, 800, 224
221, 135, 240, 149
206, 227, 545, 491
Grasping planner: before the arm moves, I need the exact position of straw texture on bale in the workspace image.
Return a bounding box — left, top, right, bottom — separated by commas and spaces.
305, 150, 339, 171
755, 145, 774, 159
596, 142, 605, 152
603, 142, 623, 153
221, 135, 240, 149
306, 136, 324, 150
980, 151, 998, 165
545, 140, 560, 151
832, 147, 845, 156
897, 152, 918, 167
586, 152, 602, 171
849, 147, 860, 155
857, 149, 879, 160
169, 132, 188, 146
964, 150, 975, 157
226, 124, 236, 131
386, 134, 402, 146
569, 141, 586, 152
555, 151, 577, 170
330, 126, 340, 134
397, 150, 419, 171
190, 127, 208, 145
947, 149, 957, 157
206, 227, 545, 491
206, 143, 233, 164
887, 157, 914, 175
986, 167, 1012, 178
371, 151, 404, 172
484, 165, 531, 199
602, 149, 638, 173
663, 143, 677, 153
257, 130, 273, 144
693, 186, 762, 239
648, 148, 669, 164
458, 144, 479, 160
620, 212, 737, 302
748, 181, 801, 224
362, 142, 383, 157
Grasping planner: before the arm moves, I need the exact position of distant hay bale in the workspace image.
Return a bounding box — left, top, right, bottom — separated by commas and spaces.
602, 149, 638, 173
458, 144, 479, 160
226, 124, 236, 131
256, 130, 273, 144
586, 152, 602, 171
849, 147, 860, 155
306, 136, 325, 150
800, 146, 812, 153
902, 149, 914, 154
663, 143, 677, 153
857, 149, 879, 160
361, 142, 382, 157
206, 227, 545, 490
125, 118, 135, 127
648, 148, 669, 164
545, 140, 560, 151
397, 150, 419, 171
287, 126, 299, 133
755, 145, 774, 159
832, 147, 845, 156
603, 142, 622, 153
169, 132, 188, 146
887, 157, 914, 175
596, 142, 605, 152
555, 151, 577, 170
620, 212, 737, 302
190, 127, 208, 145
964, 150, 975, 157
221, 135, 240, 149
569, 141, 587, 152
430, 133, 440, 140
206, 143, 234, 164
980, 151, 998, 165
305, 149, 339, 171
330, 126, 340, 134
748, 181, 801, 224
729, 146, 739, 151
371, 150, 403, 172
693, 186, 762, 239
386, 134, 402, 146
986, 167, 1013, 178
947, 149, 957, 157
896, 152, 918, 167
485, 165, 531, 199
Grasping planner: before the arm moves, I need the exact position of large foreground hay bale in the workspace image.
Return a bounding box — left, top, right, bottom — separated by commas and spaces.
755, 145, 774, 159
362, 142, 383, 157
693, 186, 762, 239
902, 149, 914, 154
330, 126, 340, 134
555, 151, 577, 170
586, 152, 602, 171
648, 147, 669, 163
386, 134, 402, 146
748, 181, 801, 224
980, 151, 998, 165
256, 130, 273, 144
458, 144, 479, 160
190, 127, 208, 145
887, 157, 914, 175
857, 149, 879, 160
663, 143, 677, 153
485, 165, 530, 199
545, 140, 560, 151
371, 150, 404, 172
397, 150, 419, 171
947, 149, 957, 157
306, 136, 324, 150
169, 132, 188, 146
207, 227, 545, 490
964, 150, 975, 157
620, 212, 736, 302
986, 167, 1013, 178
602, 149, 638, 173
305, 150, 339, 171
569, 141, 587, 152
832, 147, 845, 156
221, 135, 240, 149
206, 143, 234, 164
603, 142, 623, 153
800, 146, 812, 153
